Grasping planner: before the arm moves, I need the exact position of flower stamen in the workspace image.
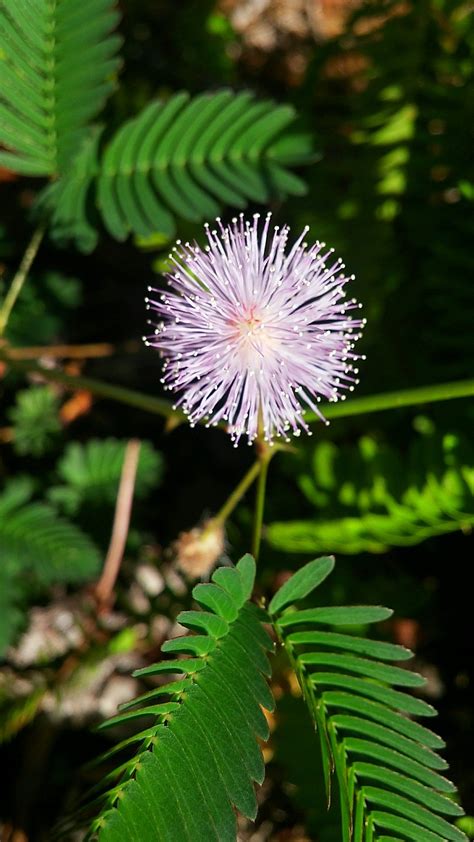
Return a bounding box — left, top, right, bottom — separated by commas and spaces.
146, 215, 365, 444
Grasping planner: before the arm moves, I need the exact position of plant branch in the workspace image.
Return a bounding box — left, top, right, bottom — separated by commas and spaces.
2, 349, 473, 426
0, 225, 46, 337
95, 439, 141, 608
0, 354, 181, 420
211, 459, 262, 527
4, 340, 140, 360
318, 379, 474, 421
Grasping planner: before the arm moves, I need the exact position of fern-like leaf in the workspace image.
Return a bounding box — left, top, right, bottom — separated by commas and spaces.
270, 556, 467, 842
8, 385, 61, 456
0, 574, 23, 656
0, 0, 121, 175
38, 127, 103, 252
77, 554, 273, 841
49, 438, 163, 513
1, 6, 312, 249
0, 480, 101, 585
267, 424, 474, 554
47, 90, 313, 249
0, 478, 101, 654
55, 554, 467, 840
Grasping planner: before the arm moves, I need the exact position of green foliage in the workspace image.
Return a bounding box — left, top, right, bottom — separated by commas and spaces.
44, 90, 313, 252
382, 2, 474, 382
4, 271, 82, 347
0, 479, 100, 582
0, 435, 163, 657
272, 692, 341, 841
67, 554, 467, 841
0, 575, 23, 656
0, 478, 101, 655
8, 385, 61, 456
269, 555, 335, 613
0, 681, 47, 743
290, 0, 473, 388
270, 557, 467, 842
0, 0, 122, 175
41, 127, 103, 253
77, 554, 273, 841
457, 817, 474, 839
49, 438, 163, 514
0, 0, 471, 835
267, 422, 474, 554
1, 1, 313, 252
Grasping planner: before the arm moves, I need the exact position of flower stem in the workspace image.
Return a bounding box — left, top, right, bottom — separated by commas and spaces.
251, 442, 272, 562
0, 224, 46, 337
211, 459, 262, 527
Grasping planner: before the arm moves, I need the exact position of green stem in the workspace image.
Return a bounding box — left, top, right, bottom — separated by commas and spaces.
251, 447, 272, 562
0, 354, 180, 419
272, 616, 309, 708
2, 350, 474, 426
318, 379, 474, 421
211, 459, 262, 527
0, 225, 46, 337
271, 614, 333, 799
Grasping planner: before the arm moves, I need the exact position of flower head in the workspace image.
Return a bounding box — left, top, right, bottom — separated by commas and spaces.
145, 214, 365, 445
172, 519, 225, 580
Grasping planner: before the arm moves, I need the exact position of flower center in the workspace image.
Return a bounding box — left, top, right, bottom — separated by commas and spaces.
226, 308, 280, 371
242, 314, 262, 335
230, 308, 264, 344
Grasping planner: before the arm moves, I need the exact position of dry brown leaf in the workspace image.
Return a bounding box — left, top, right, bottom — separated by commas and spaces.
59, 389, 93, 424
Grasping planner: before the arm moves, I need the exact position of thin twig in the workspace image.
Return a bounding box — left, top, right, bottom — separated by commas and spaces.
1, 349, 474, 425
95, 439, 141, 608
211, 459, 262, 527
5, 340, 140, 360
0, 225, 46, 337
0, 354, 179, 419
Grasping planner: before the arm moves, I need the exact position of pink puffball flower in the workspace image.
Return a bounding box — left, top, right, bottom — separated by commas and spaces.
145, 214, 365, 445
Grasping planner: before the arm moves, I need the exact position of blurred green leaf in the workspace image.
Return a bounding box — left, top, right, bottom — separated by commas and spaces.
0, 479, 101, 655
8, 386, 61, 456
4, 272, 82, 347
267, 423, 474, 554
49, 438, 163, 514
